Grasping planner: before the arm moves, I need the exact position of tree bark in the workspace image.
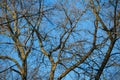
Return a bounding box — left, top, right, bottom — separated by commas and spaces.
21, 59, 27, 80
95, 41, 115, 80
49, 63, 57, 80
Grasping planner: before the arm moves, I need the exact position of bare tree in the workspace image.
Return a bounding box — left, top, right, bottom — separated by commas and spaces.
90, 0, 120, 80
0, 0, 120, 80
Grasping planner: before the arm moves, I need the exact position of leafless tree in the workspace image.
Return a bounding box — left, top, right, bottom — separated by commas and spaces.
0, 0, 120, 80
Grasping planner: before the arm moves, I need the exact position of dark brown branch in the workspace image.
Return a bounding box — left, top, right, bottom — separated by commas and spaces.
0, 64, 16, 73
0, 56, 22, 72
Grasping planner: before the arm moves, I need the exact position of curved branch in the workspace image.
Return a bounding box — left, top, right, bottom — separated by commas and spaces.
0, 56, 22, 72
57, 46, 95, 80
0, 64, 16, 73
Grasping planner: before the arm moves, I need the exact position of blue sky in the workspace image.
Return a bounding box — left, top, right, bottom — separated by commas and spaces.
0, 0, 120, 80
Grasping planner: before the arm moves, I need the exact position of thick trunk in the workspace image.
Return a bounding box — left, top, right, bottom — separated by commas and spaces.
21, 59, 27, 80
22, 74, 27, 80
95, 41, 115, 80
49, 63, 57, 80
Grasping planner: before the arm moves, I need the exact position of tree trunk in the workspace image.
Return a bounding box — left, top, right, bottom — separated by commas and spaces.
95, 41, 115, 80
49, 63, 57, 80
21, 59, 27, 80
